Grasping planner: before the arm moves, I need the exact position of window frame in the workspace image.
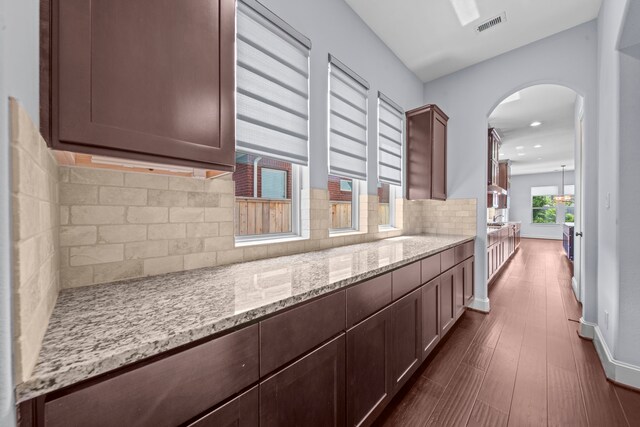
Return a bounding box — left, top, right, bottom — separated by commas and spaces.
329, 176, 360, 234
378, 182, 398, 230
234, 154, 302, 245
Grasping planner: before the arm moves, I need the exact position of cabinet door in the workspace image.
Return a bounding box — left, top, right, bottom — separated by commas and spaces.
421, 278, 440, 360
431, 112, 447, 200
440, 270, 455, 335
406, 109, 433, 200
391, 289, 422, 391
261, 335, 345, 427
189, 387, 258, 427
46, 0, 235, 170
454, 264, 465, 319
464, 258, 474, 306
346, 308, 392, 427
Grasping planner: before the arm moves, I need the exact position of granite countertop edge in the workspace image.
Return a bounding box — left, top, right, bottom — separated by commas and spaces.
16, 234, 475, 402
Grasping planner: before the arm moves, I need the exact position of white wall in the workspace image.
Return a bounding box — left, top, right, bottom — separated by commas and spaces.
1, 0, 40, 424
612, 0, 640, 367
509, 171, 575, 240
596, 0, 625, 362
260, 0, 425, 195
423, 22, 598, 316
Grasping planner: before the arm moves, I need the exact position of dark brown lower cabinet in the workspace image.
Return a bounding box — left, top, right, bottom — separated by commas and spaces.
391, 288, 422, 392
189, 386, 258, 427
346, 307, 393, 427
454, 264, 465, 319
421, 278, 440, 360
260, 334, 345, 427
440, 269, 455, 335
44, 325, 259, 427
463, 257, 474, 305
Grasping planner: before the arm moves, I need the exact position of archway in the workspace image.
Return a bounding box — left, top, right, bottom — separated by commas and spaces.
485, 83, 586, 316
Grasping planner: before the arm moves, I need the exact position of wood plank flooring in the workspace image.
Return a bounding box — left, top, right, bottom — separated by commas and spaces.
375, 238, 640, 427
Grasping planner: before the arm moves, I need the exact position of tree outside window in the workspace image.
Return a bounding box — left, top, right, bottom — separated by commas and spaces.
532, 194, 557, 224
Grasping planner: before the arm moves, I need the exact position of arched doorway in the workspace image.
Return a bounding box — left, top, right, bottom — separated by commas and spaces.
486, 83, 585, 309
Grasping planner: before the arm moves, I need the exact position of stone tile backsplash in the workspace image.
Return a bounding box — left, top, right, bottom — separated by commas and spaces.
10, 98, 60, 383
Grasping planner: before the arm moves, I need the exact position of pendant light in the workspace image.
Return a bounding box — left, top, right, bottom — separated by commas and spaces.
554, 165, 573, 204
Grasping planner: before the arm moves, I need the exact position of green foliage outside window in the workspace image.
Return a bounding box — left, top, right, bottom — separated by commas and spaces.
532, 195, 556, 224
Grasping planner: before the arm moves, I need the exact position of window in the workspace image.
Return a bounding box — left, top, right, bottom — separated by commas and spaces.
235, 0, 310, 241
261, 168, 287, 199
378, 182, 396, 227
234, 153, 299, 237
377, 93, 403, 228
563, 185, 576, 222
329, 175, 358, 230
339, 179, 353, 192
531, 185, 575, 224
328, 55, 369, 232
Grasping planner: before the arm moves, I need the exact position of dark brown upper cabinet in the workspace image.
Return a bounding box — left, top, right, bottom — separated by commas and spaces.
498, 160, 511, 209
41, 0, 236, 171
406, 104, 448, 200
487, 128, 501, 187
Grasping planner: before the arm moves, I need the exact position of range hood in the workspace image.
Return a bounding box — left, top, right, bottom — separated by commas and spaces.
487, 184, 507, 195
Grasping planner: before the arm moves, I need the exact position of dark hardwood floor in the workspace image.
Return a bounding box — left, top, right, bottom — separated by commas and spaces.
375, 238, 640, 427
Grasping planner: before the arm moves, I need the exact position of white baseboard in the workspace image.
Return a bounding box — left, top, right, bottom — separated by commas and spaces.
519, 234, 563, 240
579, 318, 640, 389
468, 296, 490, 313
571, 276, 581, 302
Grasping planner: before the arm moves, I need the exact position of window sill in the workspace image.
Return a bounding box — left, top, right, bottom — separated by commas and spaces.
235, 234, 307, 248
378, 225, 398, 232
329, 229, 366, 238
530, 223, 562, 226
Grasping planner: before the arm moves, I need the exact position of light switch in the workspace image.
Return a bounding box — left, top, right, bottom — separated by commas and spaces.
606, 192, 610, 209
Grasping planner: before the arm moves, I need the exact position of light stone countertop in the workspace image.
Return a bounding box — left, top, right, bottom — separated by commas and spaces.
16, 233, 474, 402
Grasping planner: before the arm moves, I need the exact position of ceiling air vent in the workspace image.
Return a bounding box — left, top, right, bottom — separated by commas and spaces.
476, 13, 507, 33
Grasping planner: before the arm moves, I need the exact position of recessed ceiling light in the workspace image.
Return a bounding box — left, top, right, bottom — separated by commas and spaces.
450, 0, 480, 26
534, 144, 542, 148
517, 153, 526, 156
499, 152, 504, 156
516, 146, 524, 150
537, 157, 543, 160
530, 121, 542, 127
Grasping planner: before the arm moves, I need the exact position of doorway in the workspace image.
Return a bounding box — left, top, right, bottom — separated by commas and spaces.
486, 84, 583, 299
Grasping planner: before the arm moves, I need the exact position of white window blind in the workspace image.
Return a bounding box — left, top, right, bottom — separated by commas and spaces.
531, 186, 558, 196
236, 0, 311, 166
377, 93, 404, 186
328, 55, 369, 181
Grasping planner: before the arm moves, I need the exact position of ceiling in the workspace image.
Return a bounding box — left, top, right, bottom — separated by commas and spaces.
344, 0, 602, 82
489, 84, 577, 175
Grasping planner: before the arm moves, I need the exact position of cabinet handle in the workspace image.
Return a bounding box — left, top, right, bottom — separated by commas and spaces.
575, 232, 583, 237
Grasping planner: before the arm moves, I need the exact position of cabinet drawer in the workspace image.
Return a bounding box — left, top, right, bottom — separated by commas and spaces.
45, 325, 259, 427
346, 273, 392, 327
441, 248, 455, 272
392, 261, 421, 300
189, 386, 258, 427
454, 241, 474, 264
421, 254, 441, 284
260, 291, 345, 376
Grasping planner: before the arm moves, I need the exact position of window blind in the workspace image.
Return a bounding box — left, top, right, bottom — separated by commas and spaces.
236, 0, 311, 166
531, 186, 558, 196
377, 93, 404, 186
328, 55, 369, 181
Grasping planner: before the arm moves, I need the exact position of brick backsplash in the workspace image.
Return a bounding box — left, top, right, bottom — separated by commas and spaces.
58, 169, 476, 289
10, 98, 60, 383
